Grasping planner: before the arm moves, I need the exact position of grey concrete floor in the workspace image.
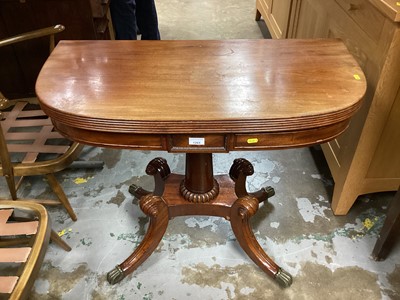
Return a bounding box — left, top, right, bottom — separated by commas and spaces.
1, 0, 399, 299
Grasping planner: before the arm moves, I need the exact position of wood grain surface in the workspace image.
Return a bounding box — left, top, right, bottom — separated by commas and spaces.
36, 39, 366, 136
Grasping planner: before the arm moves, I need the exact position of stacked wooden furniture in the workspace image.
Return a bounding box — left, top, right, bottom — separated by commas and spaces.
0, 0, 112, 99
256, 0, 400, 215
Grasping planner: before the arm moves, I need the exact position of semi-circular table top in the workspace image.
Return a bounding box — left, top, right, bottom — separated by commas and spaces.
36, 39, 366, 150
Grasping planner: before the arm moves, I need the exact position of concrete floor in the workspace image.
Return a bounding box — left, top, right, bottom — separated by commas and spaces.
1, 0, 399, 299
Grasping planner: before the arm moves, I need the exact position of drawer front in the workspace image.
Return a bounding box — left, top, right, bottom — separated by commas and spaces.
329, 0, 386, 74
334, 0, 386, 43
232, 121, 349, 150
294, 0, 386, 77
330, 0, 384, 72
168, 134, 228, 153
232, 132, 313, 150
53, 122, 166, 150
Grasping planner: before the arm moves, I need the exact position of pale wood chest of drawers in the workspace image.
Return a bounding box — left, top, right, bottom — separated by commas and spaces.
256, 0, 400, 214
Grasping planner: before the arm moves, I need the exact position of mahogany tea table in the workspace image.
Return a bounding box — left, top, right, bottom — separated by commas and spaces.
36, 39, 366, 287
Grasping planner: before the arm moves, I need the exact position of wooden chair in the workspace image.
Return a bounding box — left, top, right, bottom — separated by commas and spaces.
0, 201, 69, 299
372, 186, 400, 260
0, 25, 85, 221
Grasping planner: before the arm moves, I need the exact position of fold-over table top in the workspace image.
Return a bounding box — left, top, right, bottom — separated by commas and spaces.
36, 39, 366, 138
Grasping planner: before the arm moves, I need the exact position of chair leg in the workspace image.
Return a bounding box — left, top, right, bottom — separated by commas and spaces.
50, 230, 71, 252
4, 174, 17, 199
45, 173, 77, 221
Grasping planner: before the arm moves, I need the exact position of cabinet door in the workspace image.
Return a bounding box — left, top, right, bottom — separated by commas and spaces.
265, 0, 293, 39
290, 0, 330, 38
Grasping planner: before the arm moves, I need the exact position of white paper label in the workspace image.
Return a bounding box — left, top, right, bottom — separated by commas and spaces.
189, 137, 205, 145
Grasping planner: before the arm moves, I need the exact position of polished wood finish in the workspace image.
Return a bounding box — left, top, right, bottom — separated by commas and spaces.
111, 158, 291, 286
37, 40, 365, 140
372, 187, 400, 260
36, 39, 366, 287
260, 0, 400, 215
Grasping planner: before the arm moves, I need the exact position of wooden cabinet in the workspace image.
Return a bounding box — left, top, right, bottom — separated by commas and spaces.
255, 0, 294, 38
257, 0, 400, 215
0, 0, 113, 99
